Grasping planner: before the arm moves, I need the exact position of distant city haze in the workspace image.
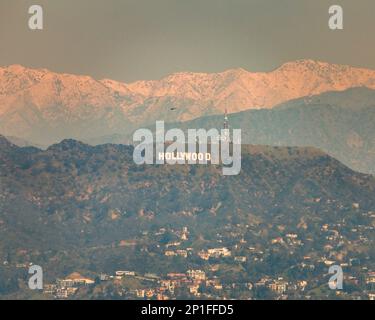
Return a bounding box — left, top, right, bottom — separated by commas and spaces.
0, 0, 374, 82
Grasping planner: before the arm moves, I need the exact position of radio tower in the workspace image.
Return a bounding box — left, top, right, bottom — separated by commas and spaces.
222, 108, 231, 142
224, 109, 229, 130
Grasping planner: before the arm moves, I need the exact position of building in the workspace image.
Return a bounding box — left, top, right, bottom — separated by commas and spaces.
58, 272, 95, 286
160, 280, 175, 294
207, 247, 231, 258
55, 289, 68, 299
167, 273, 186, 278
176, 250, 188, 258
43, 284, 57, 295
116, 270, 136, 279
269, 280, 288, 294
188, 284, 201, 296
366, 272, 375, 284
181, 227, 189, 241
187, 270, 206, 282
234, 256, 247, 262
136, 289, 145, 298
198, 251, 210, 260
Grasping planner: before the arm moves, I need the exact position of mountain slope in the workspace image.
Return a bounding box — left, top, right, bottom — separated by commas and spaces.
0, 137, 374, 298
141, 87, 375, 175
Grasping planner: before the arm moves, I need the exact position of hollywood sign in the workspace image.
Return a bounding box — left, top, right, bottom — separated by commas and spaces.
158, 152, 212, 162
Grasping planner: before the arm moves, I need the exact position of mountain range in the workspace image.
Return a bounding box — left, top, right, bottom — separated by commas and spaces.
1, 59, 375, 299
1, 60, 375, 146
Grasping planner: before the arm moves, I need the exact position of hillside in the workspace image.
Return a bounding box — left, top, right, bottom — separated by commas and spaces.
0, 136, 374, 249
0, 137, 374, 298
142, 88, 375, 174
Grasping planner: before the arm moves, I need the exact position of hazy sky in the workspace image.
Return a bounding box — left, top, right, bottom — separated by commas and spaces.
0, 0, 374, 82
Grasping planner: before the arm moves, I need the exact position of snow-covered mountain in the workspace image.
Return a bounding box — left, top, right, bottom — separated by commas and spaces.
0, 60, 375, 145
